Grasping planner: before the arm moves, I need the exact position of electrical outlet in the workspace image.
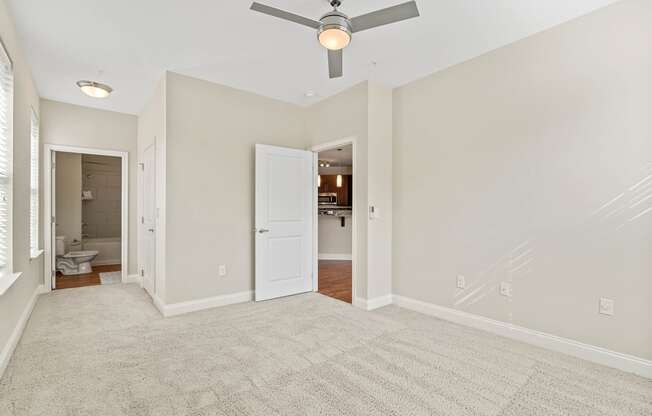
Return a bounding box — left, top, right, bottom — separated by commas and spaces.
599, 297, 614, 316
499, 282, 513, 297
218, 265, 227, 277
456, 275, 466, 289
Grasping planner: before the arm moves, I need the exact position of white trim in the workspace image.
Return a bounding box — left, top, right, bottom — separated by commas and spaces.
151, 293, 166, 316
29, 249, 44, 260
137, 90, 168, 303
0, 272, 22, 296
311, 137, 357, 303
123, 274, 142, 284
318, 253, 352, 261
29, 109, 40, 258
392, 295, 652, 379
311, 151, 319, 292
156, 291, 253, 318
0, 284, 44, 379
43, 144, 129, 291
44, 144, 127, 158
90, 259, 122, 266
353, 294, 393, 311
138, 142, 158, 296
0, 43, 15, 287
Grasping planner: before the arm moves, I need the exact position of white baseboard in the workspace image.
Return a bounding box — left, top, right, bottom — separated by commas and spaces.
91, 260, 121, 266
353, 294, 393, 311
318, 253, 352, 261
392, 295, 652, 379
123, 274, 141, 284
0, 284, 45, 380
157, 291, 253, 317
151, 293, 167, 317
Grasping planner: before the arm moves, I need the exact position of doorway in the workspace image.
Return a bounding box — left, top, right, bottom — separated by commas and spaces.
44, 145, 129, 291
314, 141, 354, 304
252, 141, 356, 304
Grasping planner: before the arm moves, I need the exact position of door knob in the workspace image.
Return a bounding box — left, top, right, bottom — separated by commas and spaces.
257, 228, 270, 234
148, 228, 155, 232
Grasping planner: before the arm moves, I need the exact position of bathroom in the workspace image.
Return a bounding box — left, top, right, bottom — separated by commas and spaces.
55, 152, 122, 289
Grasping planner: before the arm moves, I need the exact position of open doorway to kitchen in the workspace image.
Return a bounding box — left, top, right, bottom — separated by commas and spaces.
316, 143, 353, 303
44, 145, 129, 291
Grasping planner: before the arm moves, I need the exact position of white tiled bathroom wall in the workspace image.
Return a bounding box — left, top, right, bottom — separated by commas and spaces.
82, 155, 122, 238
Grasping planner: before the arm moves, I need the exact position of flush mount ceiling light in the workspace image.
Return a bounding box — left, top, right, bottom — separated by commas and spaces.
250, 0, 420, 78
76, 80, 113, 98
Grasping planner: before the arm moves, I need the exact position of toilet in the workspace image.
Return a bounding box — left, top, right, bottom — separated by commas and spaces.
56, 236, 99, 275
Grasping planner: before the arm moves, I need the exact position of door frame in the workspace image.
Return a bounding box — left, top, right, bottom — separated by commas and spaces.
43, 144, 129, 291
310, 137, 357, 301
138, 143, 156, 296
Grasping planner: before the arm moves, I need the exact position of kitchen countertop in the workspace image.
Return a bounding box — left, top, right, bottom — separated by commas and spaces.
319, 205, 352, 217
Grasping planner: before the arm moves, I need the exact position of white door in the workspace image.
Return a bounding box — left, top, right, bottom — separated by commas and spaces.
142, 144, 156, 296
255, 144, 313, 301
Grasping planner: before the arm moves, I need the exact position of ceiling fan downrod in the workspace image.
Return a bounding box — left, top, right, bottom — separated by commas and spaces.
330, 0, 341, 9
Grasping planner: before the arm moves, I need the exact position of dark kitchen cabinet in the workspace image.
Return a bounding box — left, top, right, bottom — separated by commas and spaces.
319, 175, 352, 206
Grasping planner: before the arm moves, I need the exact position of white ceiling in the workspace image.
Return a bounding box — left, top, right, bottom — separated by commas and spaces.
319, 145, 353, 167
7, 0, 618, 115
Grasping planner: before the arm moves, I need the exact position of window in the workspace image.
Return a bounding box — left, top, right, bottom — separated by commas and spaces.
0, 38, 13, 283
30, 109, 39, 257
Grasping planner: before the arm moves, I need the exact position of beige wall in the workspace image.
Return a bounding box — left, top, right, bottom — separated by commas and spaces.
393, 0, 652, 359
40, 100, 138, 274
366, 83, 393, 300
149, 77, 395, 306
164, 72, 306, 304
0, 0, 42, 370
305, 81, 394, 302
82, 155, 122, 239
305, 83, 369, 300
318, 216, 352, 257
149, 76, 394, 306
55, 152, 81, 248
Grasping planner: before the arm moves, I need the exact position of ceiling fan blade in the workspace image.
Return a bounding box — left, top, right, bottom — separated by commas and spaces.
250, 2, 321, 29
328, 49, 343, 79
350, 1, 419, 33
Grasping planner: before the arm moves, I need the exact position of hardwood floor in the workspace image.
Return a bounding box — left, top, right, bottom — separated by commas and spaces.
55, 264, 121, 290
318, 260, 352, 304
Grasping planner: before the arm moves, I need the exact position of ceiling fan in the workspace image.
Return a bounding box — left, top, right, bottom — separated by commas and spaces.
250, 0, 420, 79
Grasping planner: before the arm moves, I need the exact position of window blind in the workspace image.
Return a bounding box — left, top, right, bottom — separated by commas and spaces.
0, 40, 13, 273
30, 109, 39, 256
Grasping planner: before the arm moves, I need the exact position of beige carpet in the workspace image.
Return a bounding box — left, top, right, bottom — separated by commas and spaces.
0, 284, 650, 415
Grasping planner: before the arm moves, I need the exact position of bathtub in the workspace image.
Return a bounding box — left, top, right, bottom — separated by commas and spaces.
82, 237, 122, 266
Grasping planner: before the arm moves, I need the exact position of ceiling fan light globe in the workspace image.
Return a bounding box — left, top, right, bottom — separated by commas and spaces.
318, 27, 351, 50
